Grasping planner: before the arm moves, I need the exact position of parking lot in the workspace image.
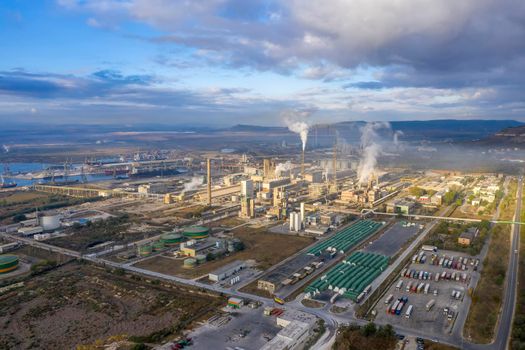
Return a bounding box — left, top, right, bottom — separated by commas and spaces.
372, 248, 479, 336
186, 307, 282, 350
364, 221, 420, 256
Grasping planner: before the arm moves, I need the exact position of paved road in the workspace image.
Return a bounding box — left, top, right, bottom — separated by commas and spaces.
3, 177, 522, 350
494, 175, 522, 350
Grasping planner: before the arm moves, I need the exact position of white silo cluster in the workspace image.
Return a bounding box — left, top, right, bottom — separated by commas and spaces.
289, 202, 306, 232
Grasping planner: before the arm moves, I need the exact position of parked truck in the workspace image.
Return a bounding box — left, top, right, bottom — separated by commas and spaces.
396, 280, 404, 290
426, 299, 435, 311
405, 304, 413, 318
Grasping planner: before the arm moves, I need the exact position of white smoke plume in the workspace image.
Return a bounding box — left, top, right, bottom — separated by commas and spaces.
2, 145, 9, 153
393, 130, 404, 146
357, 122, 391, 184
275, 161, 293, 174
181, 176, 203, 194
282, 109, 315, 151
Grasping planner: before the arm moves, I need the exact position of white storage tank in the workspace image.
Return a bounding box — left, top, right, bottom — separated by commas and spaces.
41, 212, 61, 231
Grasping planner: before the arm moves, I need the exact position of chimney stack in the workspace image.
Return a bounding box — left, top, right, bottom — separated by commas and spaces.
207, 158, 212, 205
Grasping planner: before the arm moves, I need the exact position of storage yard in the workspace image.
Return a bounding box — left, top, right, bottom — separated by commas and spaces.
134, 226, 313, 279
364, 221, 420, 256
307, 220, 384, 256
186, 304, 319, 350
306, 251, 389, 301
372, 248, 479, 335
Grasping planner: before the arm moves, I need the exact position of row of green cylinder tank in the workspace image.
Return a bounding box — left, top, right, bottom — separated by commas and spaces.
307, 220, 383, 255
306, 251, 388, 301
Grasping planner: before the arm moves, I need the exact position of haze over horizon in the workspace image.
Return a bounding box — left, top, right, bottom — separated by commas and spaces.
1, 0, 525, 126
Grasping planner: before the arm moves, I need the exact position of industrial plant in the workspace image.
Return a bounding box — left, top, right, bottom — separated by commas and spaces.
0, 122, 522, 350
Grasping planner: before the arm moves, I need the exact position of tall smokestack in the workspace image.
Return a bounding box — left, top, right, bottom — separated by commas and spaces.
333, 142, 337, 191
207, 158, 212, 205
301, 149, 305, 179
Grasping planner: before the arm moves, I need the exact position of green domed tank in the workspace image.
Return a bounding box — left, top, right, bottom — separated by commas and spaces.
183, 258, 197, 268
0, 255, 19, 273
161, 233, 184, 245
138, 245, 152, 257
182, 226, 210, 239
152, 241, 165, 251
195, 254, 207, 264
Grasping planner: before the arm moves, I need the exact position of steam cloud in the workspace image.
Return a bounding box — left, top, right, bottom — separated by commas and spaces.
393, 130, 404, 146
275, 161, 293, 176
282, 109, 314, 151
181, 176, 203, 194
357, 122, 391, 184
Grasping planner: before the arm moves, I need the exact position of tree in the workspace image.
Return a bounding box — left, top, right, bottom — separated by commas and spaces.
13, 213, 27, 222
409, 187, 426, 197
443, 191, 457, 205
362, 322, 377, 337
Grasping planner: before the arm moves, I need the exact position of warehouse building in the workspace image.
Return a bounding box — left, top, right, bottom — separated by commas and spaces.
260, 318, 312, 350
258, 272, 283, 294
208, 260, 246, 282
227, 297, 243, 309
17, 226, 43, 236
180, 239, 216, 257
458, 227, 479, 246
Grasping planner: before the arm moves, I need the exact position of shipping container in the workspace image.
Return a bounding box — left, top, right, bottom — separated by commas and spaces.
396, 280, 404, 290
390, 300, 400, 314
405, 305, 413, 318
422, 245, 437, 252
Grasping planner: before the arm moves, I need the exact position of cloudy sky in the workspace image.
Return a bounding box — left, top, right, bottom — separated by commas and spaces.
1, 0, 524, 126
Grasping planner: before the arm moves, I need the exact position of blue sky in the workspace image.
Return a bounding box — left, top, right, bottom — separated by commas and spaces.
1, 0, 524, 126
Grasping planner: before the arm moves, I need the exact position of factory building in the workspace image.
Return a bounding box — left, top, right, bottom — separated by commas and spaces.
240, 180, 254, 199
208, 260, 246, 282
431, 190, 445, 205
263, 159, 276, 179
458, 227, 479, 246
308, 183, 327, 198
304, 171, 323, 183
180, 240, 216, 257
262, 178, 291, 191
386, 199, 415, 215
257, 272, 283, 294
239, 197, 255, 218
17, 226, 43, 236
319, 158, 356, 171
260, 317, 313, 350
0, 242, 19, 254
227, 297, 243, 309
138, 183, 167, 194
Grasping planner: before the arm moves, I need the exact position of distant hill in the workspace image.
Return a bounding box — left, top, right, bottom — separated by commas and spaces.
228, 124, 288, 133
228, 119, 524, 144
475, 125, 525, 145
322, 119, 524, 143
